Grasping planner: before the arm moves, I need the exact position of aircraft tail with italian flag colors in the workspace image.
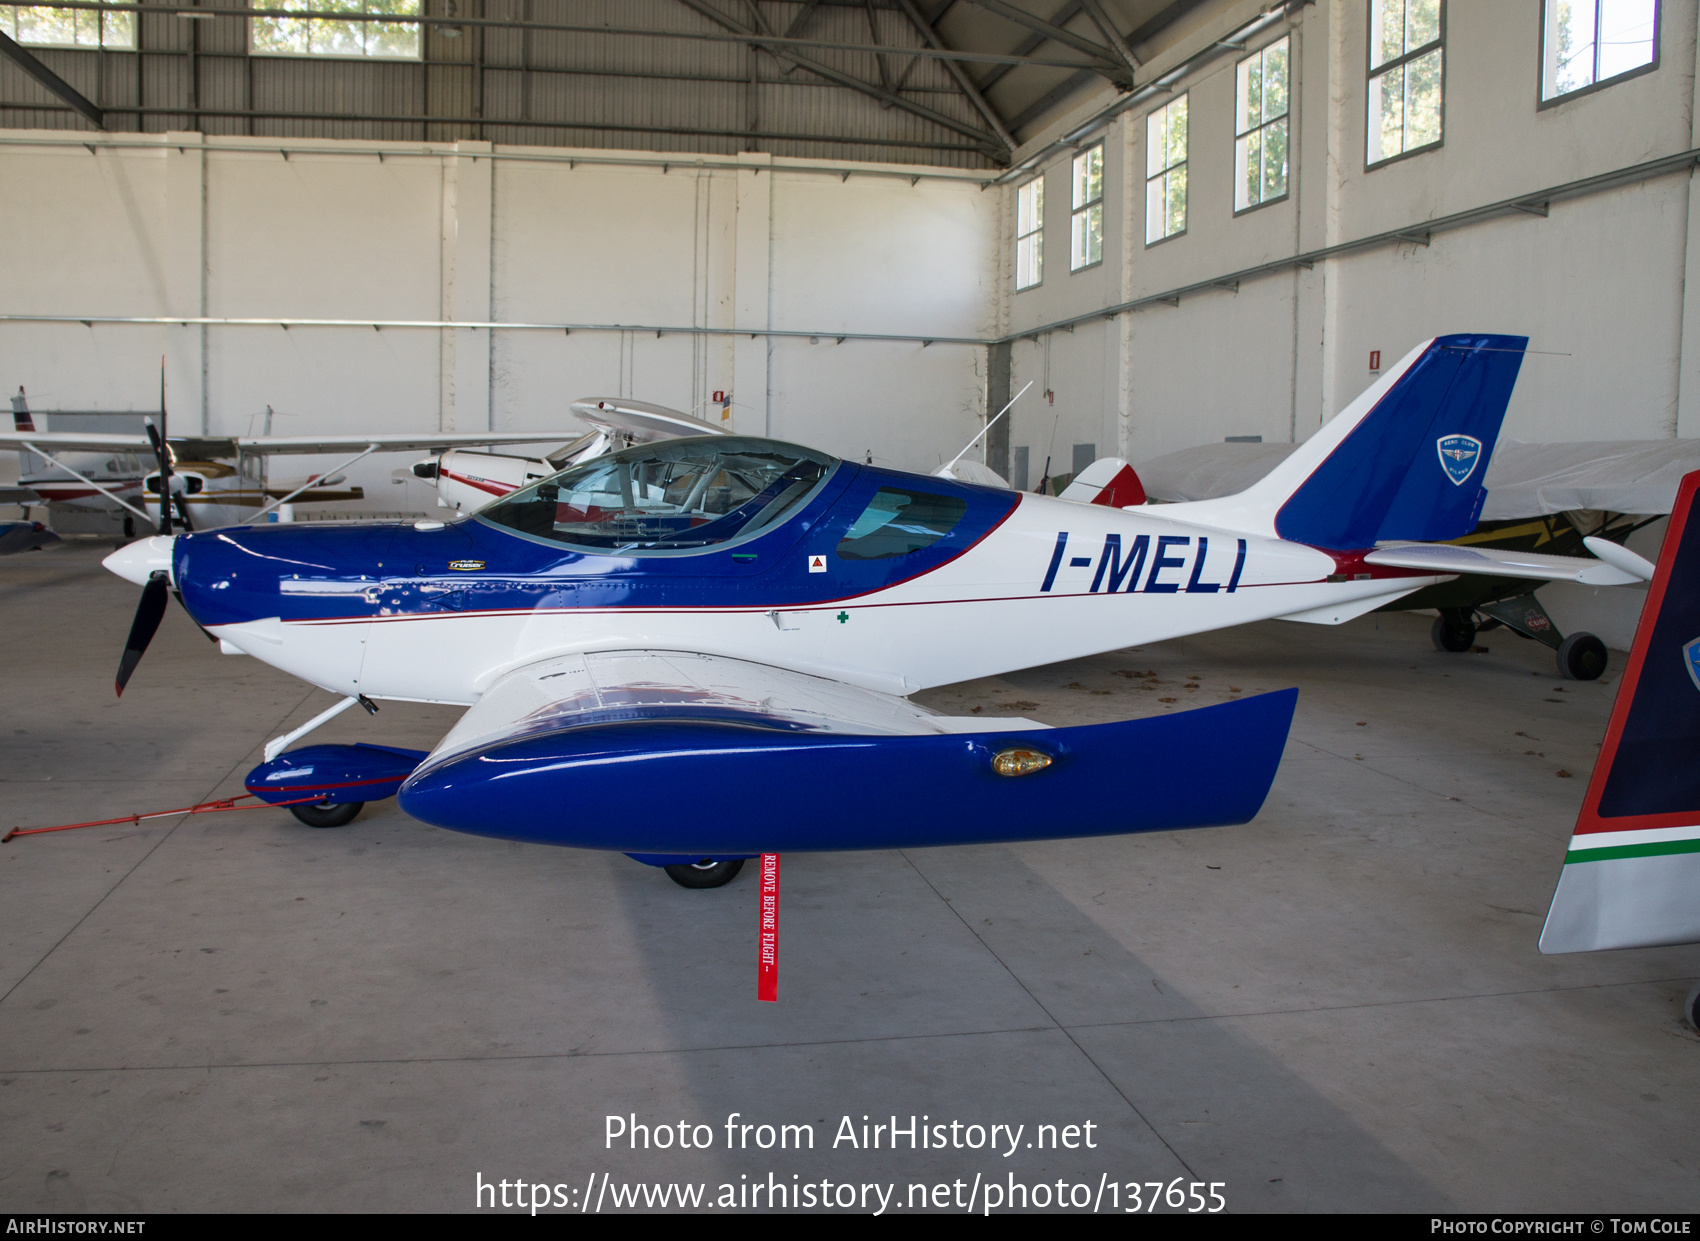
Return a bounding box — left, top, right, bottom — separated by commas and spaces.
1540, 469, 1700, 953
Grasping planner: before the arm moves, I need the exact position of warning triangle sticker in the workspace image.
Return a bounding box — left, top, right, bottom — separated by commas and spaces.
807, 555, 827, 573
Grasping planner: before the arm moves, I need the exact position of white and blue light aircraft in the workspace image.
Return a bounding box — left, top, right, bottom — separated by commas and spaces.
100, 335, 1644, 887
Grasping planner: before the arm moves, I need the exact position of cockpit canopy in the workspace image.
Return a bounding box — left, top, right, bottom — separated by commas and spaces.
478, 436, 839, 553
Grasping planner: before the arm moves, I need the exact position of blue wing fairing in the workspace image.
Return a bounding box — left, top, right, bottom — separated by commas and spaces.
170, 441, 1020, 630
245, 743, 429, 807
395, 689, 1298, 855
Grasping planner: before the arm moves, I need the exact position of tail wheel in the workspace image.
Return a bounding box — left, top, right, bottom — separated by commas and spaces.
1557, 632, 1608, 681
664, 859, 745, 889
1431, 610, 1477, 653
289, 800, 363, 828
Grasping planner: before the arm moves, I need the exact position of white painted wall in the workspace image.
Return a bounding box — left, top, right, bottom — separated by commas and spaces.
998, 0, 1700, 647
0, 135, 998, 517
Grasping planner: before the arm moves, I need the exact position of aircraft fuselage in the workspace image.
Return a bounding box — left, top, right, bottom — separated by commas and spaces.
140, 453, 1440, 704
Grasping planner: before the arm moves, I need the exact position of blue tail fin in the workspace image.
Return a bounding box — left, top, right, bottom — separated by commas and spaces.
1540, 468, 1700, 952
1271, 334, 1527, 549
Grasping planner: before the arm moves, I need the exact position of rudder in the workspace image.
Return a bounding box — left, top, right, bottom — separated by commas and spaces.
1540, 468, 1700, 952
1275, 334, 1527, 549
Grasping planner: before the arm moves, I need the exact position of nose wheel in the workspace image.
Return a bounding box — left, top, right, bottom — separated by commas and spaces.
664, 859, 744, 888
289, 800, 363, 828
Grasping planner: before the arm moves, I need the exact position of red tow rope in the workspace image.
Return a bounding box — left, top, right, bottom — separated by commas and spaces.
4, 792, 319, 842
758, 853, 779, 1002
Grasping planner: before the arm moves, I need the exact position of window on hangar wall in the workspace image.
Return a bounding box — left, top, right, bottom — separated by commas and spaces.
1367, 0, 1443, 168
2, 4, 132, 47
1071, 144, 1104, 271
1235, 36, 1290, 213
1540, 0, 1658, 105
1015, 176, 1044, 291
252, 0, 423, 60
1145, 94, 1188, 245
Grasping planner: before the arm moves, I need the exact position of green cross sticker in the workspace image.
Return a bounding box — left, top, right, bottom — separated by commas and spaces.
836, 611, 849, 624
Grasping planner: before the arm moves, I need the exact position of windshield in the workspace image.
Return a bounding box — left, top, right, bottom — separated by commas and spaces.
478, 436, 838, 552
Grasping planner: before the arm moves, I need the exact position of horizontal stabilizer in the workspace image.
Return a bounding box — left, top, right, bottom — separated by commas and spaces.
1541, 468, 1700, 952
1582, 536, 1656, 582
1364, 542, 1641, 586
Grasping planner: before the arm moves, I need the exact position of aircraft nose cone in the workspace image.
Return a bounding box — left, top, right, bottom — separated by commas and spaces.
103, 535, 177, 587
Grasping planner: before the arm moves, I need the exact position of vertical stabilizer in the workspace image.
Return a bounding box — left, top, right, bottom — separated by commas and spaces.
11, 387, 40, 480
1166, 335, 1527, 549
1540, 469, 1700, 952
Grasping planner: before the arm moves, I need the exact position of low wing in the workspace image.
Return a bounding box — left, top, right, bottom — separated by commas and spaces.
393, 649, 1298, 857
419, 649, 1046, 775
1363, 542, 1641, 586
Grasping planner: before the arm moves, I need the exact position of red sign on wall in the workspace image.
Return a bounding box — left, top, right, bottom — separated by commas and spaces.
1369, 351, 1381, 371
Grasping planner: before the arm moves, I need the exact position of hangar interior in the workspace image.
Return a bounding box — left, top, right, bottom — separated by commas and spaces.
2, 0, 1698, 1215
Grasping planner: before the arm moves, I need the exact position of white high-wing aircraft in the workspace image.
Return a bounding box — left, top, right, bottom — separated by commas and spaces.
0, 389, 615, 534
98, 335, 1647, 889
410, 397, 728, 514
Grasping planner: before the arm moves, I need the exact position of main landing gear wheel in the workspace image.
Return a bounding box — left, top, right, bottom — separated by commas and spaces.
1431, 609, 1478, 653
664, 859, 745, 889
289, 800, 363, 828
1557, 632, 1608, 681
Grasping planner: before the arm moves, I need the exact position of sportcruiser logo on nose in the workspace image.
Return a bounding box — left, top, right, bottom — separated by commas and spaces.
1685, 637, 1700, 692
1437, 434, 1482, 486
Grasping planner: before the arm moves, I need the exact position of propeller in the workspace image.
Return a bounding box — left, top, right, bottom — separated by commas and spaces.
117, 571, 170, 696
113, 365, 208, 697
144, 360, 175, 535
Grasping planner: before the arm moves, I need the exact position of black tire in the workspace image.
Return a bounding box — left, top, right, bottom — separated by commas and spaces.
1431, 612, 1477, 653
1685, 982, 1700, 1034
289, 799, 363, 828
664, 858, 745, 889
1557, 632, 1608, 681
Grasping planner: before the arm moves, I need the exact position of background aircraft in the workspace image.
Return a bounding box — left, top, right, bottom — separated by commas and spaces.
1536, 466, 1700, 1030
0, 483, 57, 554
1, 387, 618, 535
99, 335, 1646, 891
408, 398, 728, 514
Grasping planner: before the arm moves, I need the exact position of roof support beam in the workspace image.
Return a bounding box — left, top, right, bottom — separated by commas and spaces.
977, 0, 1080, 93
893, 0, 1014, 154
1077, 0, 1140, 73
777, 0, 824, 73
672, 0, 1007, 159
961, 0, 1128, 85
0, 30, 103, 128
14, 99, 994, 153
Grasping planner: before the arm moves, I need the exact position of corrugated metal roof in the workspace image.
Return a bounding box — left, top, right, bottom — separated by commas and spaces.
1, 0, 1216, 163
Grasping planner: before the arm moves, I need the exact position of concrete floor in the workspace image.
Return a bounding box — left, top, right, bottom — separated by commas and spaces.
2, 540, 1697, 1214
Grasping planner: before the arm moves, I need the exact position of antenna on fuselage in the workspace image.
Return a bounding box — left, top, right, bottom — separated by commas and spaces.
941, 380, 1034, 476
